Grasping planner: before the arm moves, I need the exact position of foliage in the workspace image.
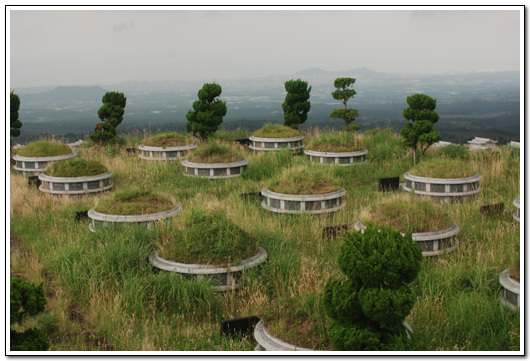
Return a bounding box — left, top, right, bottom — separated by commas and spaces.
409, 158, 475, 178
252, 124, 301, 138
307, 131, 365, 152
188, 142, 243, 164
156, 208, 258, 265
43, 158, 108, 177
186, 83, 227, 140
90, 91, 127, 143
362, 195, 452, 233
323, 225, 422, 351
18, 140, 72, 157
10, 91, 22, 137
143, 132, 193, 148
330, 77, 359, 128
400, 93, 441, 164
282, 79, 311, 129
10, 277, 50, 351
95, 188, 174, 215
269, 166, 340, 195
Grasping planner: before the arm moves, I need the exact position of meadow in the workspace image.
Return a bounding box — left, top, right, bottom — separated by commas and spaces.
9, 127, 521, 352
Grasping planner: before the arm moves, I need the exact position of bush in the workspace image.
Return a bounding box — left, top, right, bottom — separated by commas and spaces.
323, 224, 422, 351
10, 277, 49, 351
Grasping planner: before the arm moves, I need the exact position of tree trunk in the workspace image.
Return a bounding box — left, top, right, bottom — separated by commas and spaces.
413, 148, 417, 165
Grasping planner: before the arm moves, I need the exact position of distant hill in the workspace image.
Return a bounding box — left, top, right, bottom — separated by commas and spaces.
295, 67, 384, 77
20, 86, 107, 103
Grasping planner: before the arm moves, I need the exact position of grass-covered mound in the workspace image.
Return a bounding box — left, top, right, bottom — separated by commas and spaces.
43, 158, 108, 178
409, 158, 475, 178
143, 132, 193, 148
187, 142, 244, 164
361, 195, 453, 233
18, 140, 72, 157
94, 188, 174, 216
252, 124, 301, 138
269, 166, 341, 195
261, 292, 331, 350
306, 131, 365, 152
156, 208, 258, 266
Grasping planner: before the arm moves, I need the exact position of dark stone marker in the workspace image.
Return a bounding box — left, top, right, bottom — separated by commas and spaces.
378, 177, 400, 192
75, 210, 89, 222
28, 176, 41, 188
220, 316, 260, 338
323, 224, 353, 240
235, 138, 251, 146
480, 203, 504, 216
240, 192, 263, 201
126, 148, 137, 154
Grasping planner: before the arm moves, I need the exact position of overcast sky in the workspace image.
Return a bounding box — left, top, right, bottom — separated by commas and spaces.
9, 7, 522, 88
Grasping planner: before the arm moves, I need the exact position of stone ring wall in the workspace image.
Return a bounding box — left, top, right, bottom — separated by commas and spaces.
38, 171, 113, 196
402, 172, 482, 203
138, 144, 197, 161
249, 135, 304, 153
304, 149, 368, 166
261, 188, 346, 215
13, 152, 77, 176
181, 159, 249, 179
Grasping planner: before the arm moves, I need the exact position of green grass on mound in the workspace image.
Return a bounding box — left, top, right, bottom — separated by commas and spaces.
43, 158, 108, 178
252, 124, 301, 138
188, 142, 244, 164
95, 188, 174, 215
409, 158, 476, 178
362, 195, 453, 233
306, 131, 365, 153
156, 208, 258, 266
143, 132, 193, 148
18, 140, 73, 157
269, 166, 341, 195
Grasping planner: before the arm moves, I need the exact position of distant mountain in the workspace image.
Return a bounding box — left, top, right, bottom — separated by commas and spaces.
295, 67, 384, 77
20, 86, 107, 102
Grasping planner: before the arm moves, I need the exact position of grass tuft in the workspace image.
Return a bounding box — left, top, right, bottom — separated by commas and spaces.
43, 158, 108, 177
143, 132, 193, 148
410, 158, 476, 178
252, 124, 301, 138
188, 142, 244, 164
18, 140, 73, 157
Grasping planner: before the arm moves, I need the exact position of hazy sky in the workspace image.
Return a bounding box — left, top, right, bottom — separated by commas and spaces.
9, 6, 522, 88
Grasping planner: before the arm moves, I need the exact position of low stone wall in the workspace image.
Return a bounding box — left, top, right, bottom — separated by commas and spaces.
254, 320, 312, 351
249, 135, 304, 154
402, 172, 482, 203
513, 198, 520, 222
261, 188, 346, 215
499, 268, 520, 311
354, 221, 459, 257
138, 144, 197, 161
181, 159, 249, 179
13, 152, 77, 176
304, 149, 368, 166
149, 247, 267, 292
87, 204, 182, 232
38, 171, 113, 196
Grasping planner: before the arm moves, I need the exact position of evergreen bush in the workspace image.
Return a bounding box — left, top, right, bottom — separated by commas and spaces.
323, 224, 422, 351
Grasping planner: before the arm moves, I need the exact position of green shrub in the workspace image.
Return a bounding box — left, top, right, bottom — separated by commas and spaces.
18, 140, 72, 157
252, 124, 301, 138
10, 277, 49, 351
323, 224, 422, 351
156, 208, 258, 266
43, 158, 108, 177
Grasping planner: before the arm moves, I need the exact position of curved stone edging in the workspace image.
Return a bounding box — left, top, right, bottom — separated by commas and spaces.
254, 320, 312, 351
402, 172, 482, 203
87, 204, 182, 232
249, 135, 304, 154
499, 268, 520, 311
149, 247, 267, 292
38, 171, 113, 196
513, 198, 520, 223
138, 143, 197, 161
181, 159, 249, 179
304, 149, 368, 166
12, 152, 77, 176
354, 221, 459, 257
254, 319, 413, 351
261, 188, 346, 215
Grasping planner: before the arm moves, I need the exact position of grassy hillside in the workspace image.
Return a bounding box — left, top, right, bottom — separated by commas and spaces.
9, 128, 520, 352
